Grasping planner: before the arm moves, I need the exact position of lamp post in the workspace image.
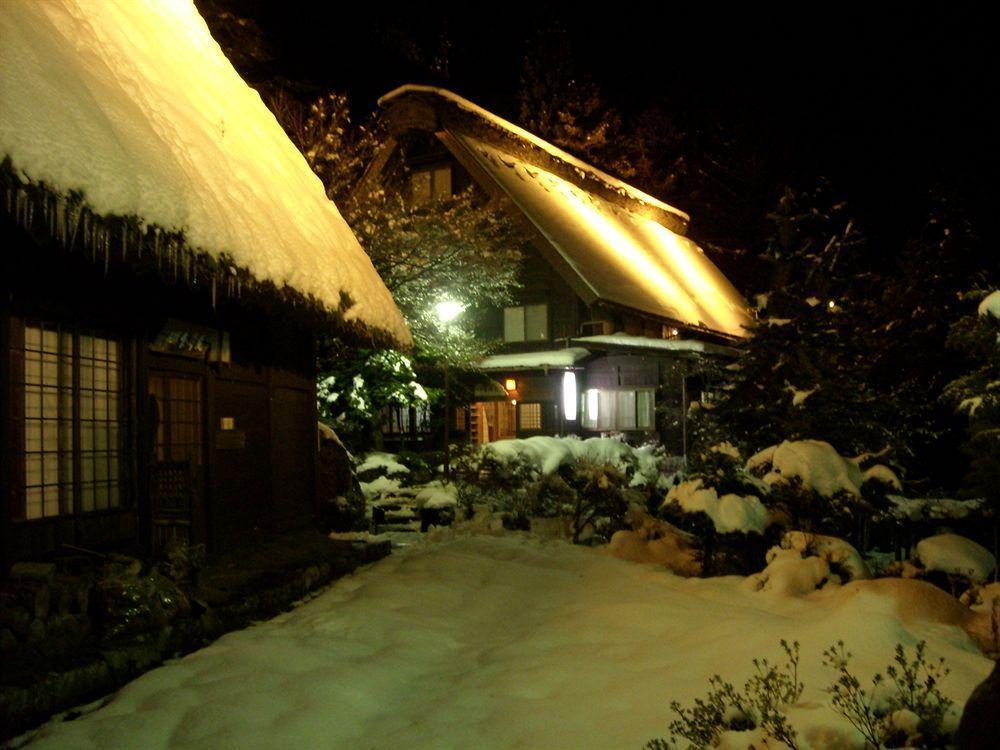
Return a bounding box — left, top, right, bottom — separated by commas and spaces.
434, 299, 465, 481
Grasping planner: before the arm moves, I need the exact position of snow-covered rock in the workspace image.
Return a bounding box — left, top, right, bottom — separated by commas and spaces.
748, 440, 863, 497
0, 0, 409, 344
915, 534, 996, 583
978, 290, 1000, 319
661, 479, 769, 534
887, 495, 986, 521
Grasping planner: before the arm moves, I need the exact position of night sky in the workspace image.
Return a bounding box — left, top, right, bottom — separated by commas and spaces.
209, 1, 998, 251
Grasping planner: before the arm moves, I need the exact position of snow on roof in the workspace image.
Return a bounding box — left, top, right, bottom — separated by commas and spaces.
449, 134, 752, 338
379, 84, 689, 224
0, 0, 409, 345
572, 332, 736, 356
479, 347, 591, 371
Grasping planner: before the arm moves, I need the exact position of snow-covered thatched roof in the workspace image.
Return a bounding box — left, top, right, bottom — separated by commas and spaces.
0, 0, 410, 346
379, 85, 751, 340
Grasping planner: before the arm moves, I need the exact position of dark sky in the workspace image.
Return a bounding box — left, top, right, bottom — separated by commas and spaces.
214, 1, 998, 249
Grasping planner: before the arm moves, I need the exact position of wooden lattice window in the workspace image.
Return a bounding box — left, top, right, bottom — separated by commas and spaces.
518, 402, 543, 431
10, 319, 123, 520
148, 372, 202, 466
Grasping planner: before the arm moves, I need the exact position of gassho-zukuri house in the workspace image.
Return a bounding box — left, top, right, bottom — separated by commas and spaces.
0, 0, 410, 570
372, 85, 751, 453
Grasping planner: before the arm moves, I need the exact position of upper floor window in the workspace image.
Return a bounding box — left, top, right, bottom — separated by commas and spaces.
10, 320, 124, 520
504, 304, 548, 343
410, 165, 452, 206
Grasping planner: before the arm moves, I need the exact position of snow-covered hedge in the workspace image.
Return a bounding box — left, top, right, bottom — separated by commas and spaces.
660, 479, 769, 535
475, 435, 676, 489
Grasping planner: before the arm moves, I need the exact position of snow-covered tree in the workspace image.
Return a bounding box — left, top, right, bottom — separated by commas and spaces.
692, 182, 889, 461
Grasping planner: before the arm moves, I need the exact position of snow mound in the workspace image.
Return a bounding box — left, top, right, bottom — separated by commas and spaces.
748, 440, 862, 497
915, 534, 996, 583
359, 475, 403, 500
357, 452, 410, 477
0, 0, 409, 344
978, 290, 1000, 318
661, 479, 769, 534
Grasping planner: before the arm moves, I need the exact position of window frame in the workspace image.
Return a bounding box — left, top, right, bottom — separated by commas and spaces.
8, 316, 129, 522
503, 303, 549, 343
581, 388, 656, 432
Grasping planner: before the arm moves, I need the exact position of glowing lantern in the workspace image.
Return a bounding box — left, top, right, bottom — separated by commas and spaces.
562, 372, 577, 421
504, 378, 517, 392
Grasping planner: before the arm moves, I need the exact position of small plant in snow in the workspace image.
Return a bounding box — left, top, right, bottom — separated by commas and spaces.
823, 640, 954, 749
645, 640, 803, 749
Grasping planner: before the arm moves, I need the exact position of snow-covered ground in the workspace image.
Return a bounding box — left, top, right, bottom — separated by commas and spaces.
18, 532, 993, 750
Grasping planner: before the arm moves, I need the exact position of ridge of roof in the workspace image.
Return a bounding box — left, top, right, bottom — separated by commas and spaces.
379, 84, 690, 232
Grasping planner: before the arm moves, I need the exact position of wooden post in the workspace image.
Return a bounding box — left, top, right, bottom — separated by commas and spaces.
681, 360, 688, 464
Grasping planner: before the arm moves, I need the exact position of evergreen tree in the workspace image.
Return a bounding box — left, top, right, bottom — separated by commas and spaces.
692, 182, 889, 461
872, 192, 991, 485
942, 290, 1000, 561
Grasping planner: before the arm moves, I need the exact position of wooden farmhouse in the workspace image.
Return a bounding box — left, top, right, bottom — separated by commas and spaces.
371, 86, 750, 453
0, 1, 409, 570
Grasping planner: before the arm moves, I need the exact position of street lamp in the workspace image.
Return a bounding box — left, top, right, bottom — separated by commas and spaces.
435, 297, 465, 480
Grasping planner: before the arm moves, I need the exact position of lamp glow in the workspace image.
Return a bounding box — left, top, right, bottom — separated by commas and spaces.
435, 299, 465, 324
562, 372, 577, 421
504, 378, 517, 391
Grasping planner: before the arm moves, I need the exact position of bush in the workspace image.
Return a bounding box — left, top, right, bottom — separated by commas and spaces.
645, 640, 955, 750
645, 640, 803, 750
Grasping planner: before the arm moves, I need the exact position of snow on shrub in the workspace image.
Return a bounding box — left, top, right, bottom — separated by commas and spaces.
748, 547, 833, 596
356, 452, 410, 478
977, 289, 1000, 318
914, 534, 996, 583
606, 509, 701, 576
746, 440, 902, 497
480, 435, 672, 489
661, 479, 769, 534
748, 532, 868, 596
747, 440, 863, 498
781, 531, 869, 581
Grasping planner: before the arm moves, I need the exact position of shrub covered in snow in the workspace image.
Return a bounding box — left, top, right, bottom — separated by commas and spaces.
661, 479, 769, 535
748, 532, 868, 596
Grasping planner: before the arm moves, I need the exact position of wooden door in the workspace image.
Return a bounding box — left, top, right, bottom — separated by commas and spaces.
211, 377, 270, 550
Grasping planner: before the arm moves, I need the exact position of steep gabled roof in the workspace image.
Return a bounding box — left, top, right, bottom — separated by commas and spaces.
0, 0, 409, 346
378, 85, 751, 340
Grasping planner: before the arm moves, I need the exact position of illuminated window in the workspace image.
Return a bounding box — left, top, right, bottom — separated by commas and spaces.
581, 389, 655, 432
11, 320, 124, 520
410, 165, 453, 206
503, 304, 548, 342
518, 402, 543, 431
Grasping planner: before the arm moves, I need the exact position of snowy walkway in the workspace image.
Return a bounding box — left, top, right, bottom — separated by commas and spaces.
20, 534, 992, 750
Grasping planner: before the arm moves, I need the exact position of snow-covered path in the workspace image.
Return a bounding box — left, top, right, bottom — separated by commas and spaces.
21, 534, 992, 750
